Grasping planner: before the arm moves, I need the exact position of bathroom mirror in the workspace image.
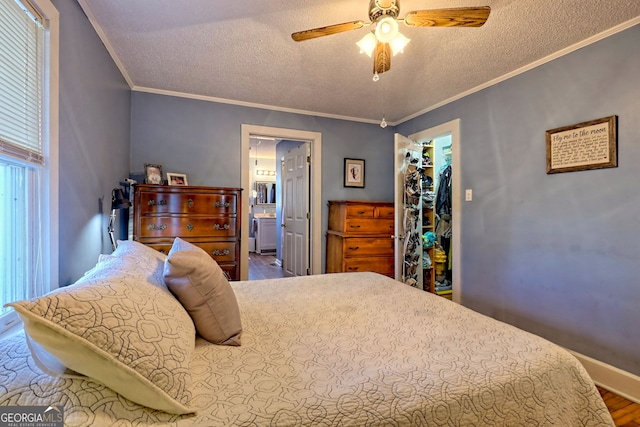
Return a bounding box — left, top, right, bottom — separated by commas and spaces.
255, 181, 276, 205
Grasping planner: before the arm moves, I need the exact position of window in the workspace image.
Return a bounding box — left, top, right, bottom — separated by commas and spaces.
0, 0, 58, 334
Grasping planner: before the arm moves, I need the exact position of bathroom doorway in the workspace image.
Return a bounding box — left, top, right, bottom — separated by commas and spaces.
241, 125, 322, 281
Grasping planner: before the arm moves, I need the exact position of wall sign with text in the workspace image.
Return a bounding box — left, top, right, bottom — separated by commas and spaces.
545, 115, 617, 174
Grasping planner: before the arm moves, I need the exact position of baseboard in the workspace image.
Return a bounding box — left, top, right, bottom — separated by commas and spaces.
568, 350, 640, 404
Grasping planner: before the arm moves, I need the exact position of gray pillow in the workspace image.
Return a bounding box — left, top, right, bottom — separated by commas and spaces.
163, 238, 242, 346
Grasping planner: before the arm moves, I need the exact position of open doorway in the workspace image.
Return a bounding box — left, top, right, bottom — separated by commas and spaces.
247, 137, 309, 279
248, 137, 280, 280
394, 119, 462, 303
240, 125, 322, 281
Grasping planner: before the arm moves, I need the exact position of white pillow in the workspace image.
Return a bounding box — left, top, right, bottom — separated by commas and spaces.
6, 255, 196, 414
111, 239, 168, 287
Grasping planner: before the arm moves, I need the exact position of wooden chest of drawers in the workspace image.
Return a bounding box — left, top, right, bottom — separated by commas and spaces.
326, 200, 395, 277
133, 184, 242, 280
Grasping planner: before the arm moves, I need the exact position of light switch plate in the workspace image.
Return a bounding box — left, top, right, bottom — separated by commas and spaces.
465, 189, 473, 201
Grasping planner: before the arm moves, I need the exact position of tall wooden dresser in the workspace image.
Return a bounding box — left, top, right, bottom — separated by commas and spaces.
132, 184, 242, 280
326, 200, 395, 277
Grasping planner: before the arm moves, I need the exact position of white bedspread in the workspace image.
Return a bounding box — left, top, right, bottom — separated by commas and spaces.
0, 272, 613, 426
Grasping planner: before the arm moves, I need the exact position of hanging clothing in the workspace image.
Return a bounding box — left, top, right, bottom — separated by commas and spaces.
435, 164, 452, 216
435, 163, 453, 282
402, 154, 422, 288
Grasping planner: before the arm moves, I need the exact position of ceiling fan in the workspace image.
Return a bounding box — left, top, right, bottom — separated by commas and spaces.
292, 0, 490, 75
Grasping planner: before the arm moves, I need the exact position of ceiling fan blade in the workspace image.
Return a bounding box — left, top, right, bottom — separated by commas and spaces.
373, 42, 391, 74
403, 7, 490, 28
292, 20, 369, 42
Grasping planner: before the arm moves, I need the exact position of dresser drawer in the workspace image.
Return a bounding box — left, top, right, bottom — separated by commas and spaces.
375, 206, 395, 219
219, 264, 238, 281
199, 242, 237, 261
137, 192, 237, 215
343, 257, 394, 277
145, 241, 237, 262
342, 236, 394, 256
345, 204, 376, 218
144, 241, 238, 280
345, 204, 395, 219
138, 217, 237, 238
344, 219, 394, 234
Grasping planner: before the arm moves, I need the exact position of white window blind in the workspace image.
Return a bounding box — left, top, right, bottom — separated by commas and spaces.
0, 0, 48, 328
0, 0, 45, 166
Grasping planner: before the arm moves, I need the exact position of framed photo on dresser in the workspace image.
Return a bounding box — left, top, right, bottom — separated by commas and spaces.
167, 172, 188, 186
144, 164, 163, 185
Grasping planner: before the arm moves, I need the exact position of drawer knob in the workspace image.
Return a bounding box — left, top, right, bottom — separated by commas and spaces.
347, 266, 360, 271
215, 201, 230, 208
349, 225, 361, 229
212, 249, 230, 256
147, 224, 167, 231
147, 199, 167, 206
214, 223, 230, 230
186, 223, 194, 232
348, 246, 360, 250
187, 199, 194, 208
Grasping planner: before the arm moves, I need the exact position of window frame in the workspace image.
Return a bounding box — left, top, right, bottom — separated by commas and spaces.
0, 0, 58, 336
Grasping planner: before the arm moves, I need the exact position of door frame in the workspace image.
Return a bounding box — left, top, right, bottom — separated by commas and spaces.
407, 119, 461, 303
241, 125, 322, 280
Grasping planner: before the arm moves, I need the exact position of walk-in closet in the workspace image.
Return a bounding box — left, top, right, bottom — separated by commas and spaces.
396, 134, 453, 299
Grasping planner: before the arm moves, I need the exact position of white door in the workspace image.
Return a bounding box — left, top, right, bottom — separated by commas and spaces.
394, 133, 423, 286
282, 143, 310, 276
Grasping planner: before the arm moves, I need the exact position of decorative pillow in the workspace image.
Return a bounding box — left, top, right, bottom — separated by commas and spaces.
111, 239, 167, 287
6, 255, 196, 414
164, 237, 242, 346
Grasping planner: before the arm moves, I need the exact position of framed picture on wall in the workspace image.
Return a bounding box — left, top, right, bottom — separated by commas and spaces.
167, 172, 188, 186
344, 158, 365, 188
545, 115, 617, 174
144, 164, 163, 185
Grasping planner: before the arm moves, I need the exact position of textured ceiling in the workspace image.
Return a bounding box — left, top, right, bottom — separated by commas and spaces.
77, 0, 640, 124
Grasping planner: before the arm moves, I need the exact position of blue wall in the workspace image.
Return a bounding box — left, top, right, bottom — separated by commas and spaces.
130, 92, 396, 266
397, 24, 640, 376
54, 0, 131, 286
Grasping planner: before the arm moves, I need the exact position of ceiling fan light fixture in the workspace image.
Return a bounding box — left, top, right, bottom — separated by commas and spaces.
291, 1, 490, 79
390, 32, 410, 55
374, 0, 395, 11
356, 32, 377, 57
374, 16, 398, 43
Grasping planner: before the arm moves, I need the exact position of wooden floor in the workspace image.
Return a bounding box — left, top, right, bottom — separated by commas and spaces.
598, 386, 640, 426
248, 252, 284, 280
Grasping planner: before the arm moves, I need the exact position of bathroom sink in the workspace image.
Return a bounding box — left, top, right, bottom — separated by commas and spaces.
254, 213, 276, 218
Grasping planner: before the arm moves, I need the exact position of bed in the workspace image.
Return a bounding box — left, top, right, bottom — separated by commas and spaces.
0, 240, 614, 426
